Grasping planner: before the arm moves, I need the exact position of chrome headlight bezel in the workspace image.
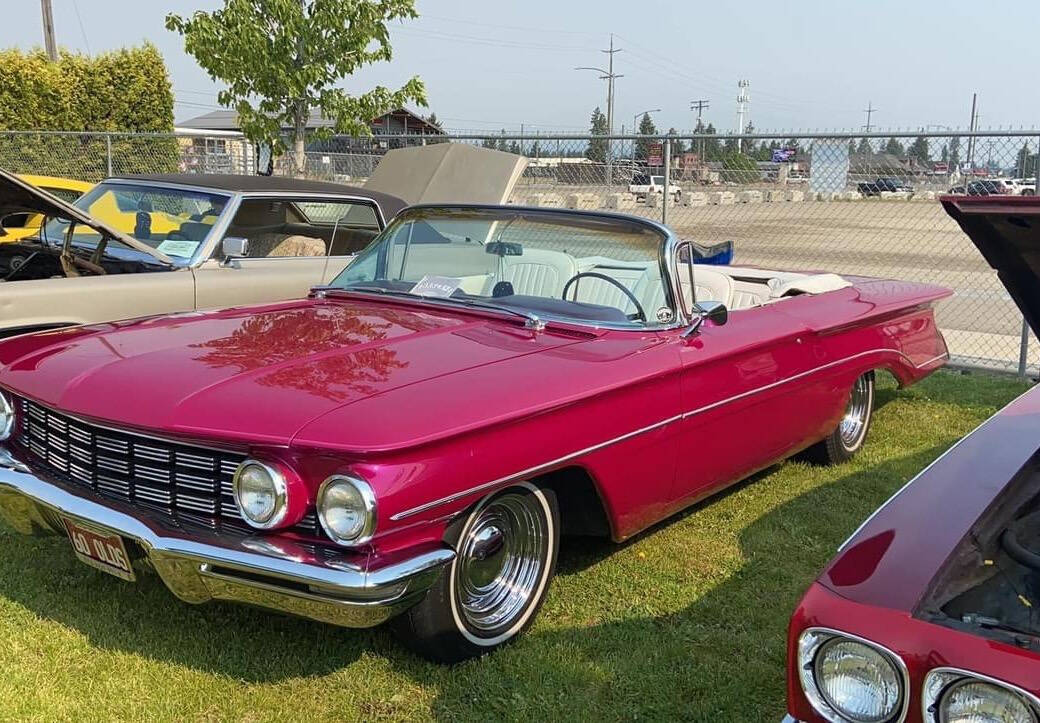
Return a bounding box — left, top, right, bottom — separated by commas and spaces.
923, 667, 1040, 723
797, 627, 908, 723
316, 474, 376, 546
0, 391, 14, 442
232, 459, 289, 530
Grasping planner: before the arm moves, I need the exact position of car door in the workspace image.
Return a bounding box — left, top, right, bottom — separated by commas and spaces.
193, 196, 383, 310
669, 300, 832, 508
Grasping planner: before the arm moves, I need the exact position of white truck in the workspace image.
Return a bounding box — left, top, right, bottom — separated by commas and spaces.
628, 173, 682, 203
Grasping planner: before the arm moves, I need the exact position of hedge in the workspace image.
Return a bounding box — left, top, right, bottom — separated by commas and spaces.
0, 43, 178, 179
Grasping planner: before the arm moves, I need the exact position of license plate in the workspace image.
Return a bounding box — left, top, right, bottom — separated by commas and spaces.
62, 517, 136, 582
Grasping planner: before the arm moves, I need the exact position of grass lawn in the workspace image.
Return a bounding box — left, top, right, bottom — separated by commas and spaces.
0, 369, 1030, 721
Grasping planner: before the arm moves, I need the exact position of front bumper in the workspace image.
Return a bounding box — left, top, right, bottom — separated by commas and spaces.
0, 449, 454, 628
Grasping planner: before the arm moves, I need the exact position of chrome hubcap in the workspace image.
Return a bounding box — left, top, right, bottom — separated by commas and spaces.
457, 493, 546, 634
839, 375, 871, 449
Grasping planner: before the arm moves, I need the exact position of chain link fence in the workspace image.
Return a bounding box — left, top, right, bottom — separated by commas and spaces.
0, 128, 1037, 375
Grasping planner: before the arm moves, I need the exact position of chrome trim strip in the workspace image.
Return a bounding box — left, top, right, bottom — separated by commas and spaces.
921, 666, 1040, 722
392, 347, 945, 521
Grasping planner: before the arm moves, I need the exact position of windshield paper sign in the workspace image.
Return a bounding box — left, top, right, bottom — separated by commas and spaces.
156, 239, 200, 258
411, 275, 463, 298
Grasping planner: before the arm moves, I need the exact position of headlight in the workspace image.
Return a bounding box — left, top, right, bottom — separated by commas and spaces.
317, 474, 376, 545
0, 392, 13, 441
232, 460, 288, 529
924, 669, 1039, 723
798, 628, 906, 723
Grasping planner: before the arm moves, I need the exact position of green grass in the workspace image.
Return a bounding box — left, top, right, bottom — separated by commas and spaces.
0, 370, 1030, 721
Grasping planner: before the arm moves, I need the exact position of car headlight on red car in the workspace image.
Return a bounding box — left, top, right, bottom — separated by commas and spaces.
317, 474, 376, 546
233, 460, 289, 529
798, 628, 906, 723
923, 669, 1039, 723
0, 392, 14, 441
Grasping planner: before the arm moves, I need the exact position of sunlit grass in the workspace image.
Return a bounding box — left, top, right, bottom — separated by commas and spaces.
0, 369, 1029, 721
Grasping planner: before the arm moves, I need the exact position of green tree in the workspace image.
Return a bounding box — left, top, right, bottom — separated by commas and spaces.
634, 112, 658, 162
948, 136, 960, 169
530, 139, 541, 158
426, 112, 439, 128
586, 106, 608, 163
166, 0, 426, 174
701, 122, 721, 161
1017, 141, 1037, 178
667, 128, 685, 155
720, 151, 758, 183
908, 135, 929, 166
884, 137, 905, 157
856, 137, 873, 155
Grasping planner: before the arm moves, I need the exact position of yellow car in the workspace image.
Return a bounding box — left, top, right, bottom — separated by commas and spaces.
0, 175, 94, 241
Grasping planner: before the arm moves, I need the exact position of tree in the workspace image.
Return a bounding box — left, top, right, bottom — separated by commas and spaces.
530, 140, 541, 158
908, 135, 929, 166
166, 0, 426, 175
1017, 141, 1038, 178
884, 137, 905, 157
948, 136, 961, 170
586, 106, 608, 163
426, 112, 439, 128
701, 122, 721, 161
856, 137, 873, 155
720, 151, 757, 183
634, 112, 658, 162
667, 128, 685, 155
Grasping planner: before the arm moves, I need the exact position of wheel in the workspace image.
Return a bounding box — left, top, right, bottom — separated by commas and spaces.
803, 371, 875, 465
391, 483, 559, 663
1023, 189, 1035, 196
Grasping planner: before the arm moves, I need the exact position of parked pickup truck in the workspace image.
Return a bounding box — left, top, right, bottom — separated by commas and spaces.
629, 174, 682, 202
856, 176, 915, 196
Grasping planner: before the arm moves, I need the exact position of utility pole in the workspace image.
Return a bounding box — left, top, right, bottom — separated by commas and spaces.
862, 101, 876, 133
575, 33, 623, 184
966, 92, 978, 176
735, 80, 750, 151
690, 99, 709, 162
40, 0, 57, 62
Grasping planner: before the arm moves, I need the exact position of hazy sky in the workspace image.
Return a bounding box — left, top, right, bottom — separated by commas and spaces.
4, 0, 1038, 134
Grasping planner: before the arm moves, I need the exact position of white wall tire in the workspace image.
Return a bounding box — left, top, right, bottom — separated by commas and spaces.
390, 483, 559, 663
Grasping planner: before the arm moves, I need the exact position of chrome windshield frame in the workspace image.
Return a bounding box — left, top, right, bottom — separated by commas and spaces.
337, 203, 688, 332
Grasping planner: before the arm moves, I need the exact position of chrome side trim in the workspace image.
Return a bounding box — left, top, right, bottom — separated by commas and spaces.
393, 347, 943, 520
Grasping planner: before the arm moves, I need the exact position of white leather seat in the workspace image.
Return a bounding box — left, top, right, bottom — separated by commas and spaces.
502, 249, 578, 297
636, 266, 734, 319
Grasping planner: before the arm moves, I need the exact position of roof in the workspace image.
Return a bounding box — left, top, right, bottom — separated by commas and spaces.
179, 107, 443, 135
117, 174, 407, 217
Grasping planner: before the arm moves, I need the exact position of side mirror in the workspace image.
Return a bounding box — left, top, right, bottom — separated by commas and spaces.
221, 236, 249, 265
683, 300, 728, 337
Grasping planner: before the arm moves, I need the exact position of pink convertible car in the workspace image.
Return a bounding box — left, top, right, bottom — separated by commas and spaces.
0, 205, 949, 662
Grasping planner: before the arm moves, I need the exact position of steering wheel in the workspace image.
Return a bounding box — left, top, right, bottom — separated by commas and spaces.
561, 272, 647, 322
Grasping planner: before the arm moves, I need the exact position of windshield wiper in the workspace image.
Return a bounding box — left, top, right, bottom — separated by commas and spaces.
333, 286, 546, 330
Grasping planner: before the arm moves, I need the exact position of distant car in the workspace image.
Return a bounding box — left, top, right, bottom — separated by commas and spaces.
1013, 177, 1037, 196
0, 175, 93, 242
781, 194, 1040, 723
629, 173, 681, 203
949, 179, 1008, 196
989, 178, 1020, 195
856, 177, 914, 197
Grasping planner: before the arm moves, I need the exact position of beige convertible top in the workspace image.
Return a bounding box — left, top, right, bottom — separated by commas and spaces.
364, 143, 528, 206
0, 169, 173, 265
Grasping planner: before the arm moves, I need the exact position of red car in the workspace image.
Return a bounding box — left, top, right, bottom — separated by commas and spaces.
783, 195, 1040, 722
0, 205, 949, 662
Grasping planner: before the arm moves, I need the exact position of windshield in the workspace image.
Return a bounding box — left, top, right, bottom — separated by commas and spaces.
331, 207, 674, 328
40, 181, 230, 264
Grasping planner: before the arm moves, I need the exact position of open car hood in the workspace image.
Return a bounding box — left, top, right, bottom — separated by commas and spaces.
0, 168, 173, 265
363, 143, 528, 205
941, 195, 1040, 337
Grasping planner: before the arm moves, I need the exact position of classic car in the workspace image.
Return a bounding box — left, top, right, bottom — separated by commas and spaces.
0, 174, 93, 241
781, 195, 1040, 723
0, 204, 950, 663
0, 143, 527, 338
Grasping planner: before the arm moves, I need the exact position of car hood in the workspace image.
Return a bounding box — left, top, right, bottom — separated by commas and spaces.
941, 195, 1040, 336
0, 168, 172, 265
0, 296, 587, 447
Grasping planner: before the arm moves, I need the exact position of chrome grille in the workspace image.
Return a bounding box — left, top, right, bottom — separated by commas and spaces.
12, 397, 323, 537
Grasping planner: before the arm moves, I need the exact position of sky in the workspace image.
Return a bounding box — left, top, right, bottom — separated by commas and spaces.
3, 0, 1039, 135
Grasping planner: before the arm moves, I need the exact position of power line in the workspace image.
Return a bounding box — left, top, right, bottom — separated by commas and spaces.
863, 101, 877, 132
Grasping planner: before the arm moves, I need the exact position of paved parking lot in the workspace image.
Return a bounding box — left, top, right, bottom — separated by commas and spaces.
512, 188, 1030, 371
